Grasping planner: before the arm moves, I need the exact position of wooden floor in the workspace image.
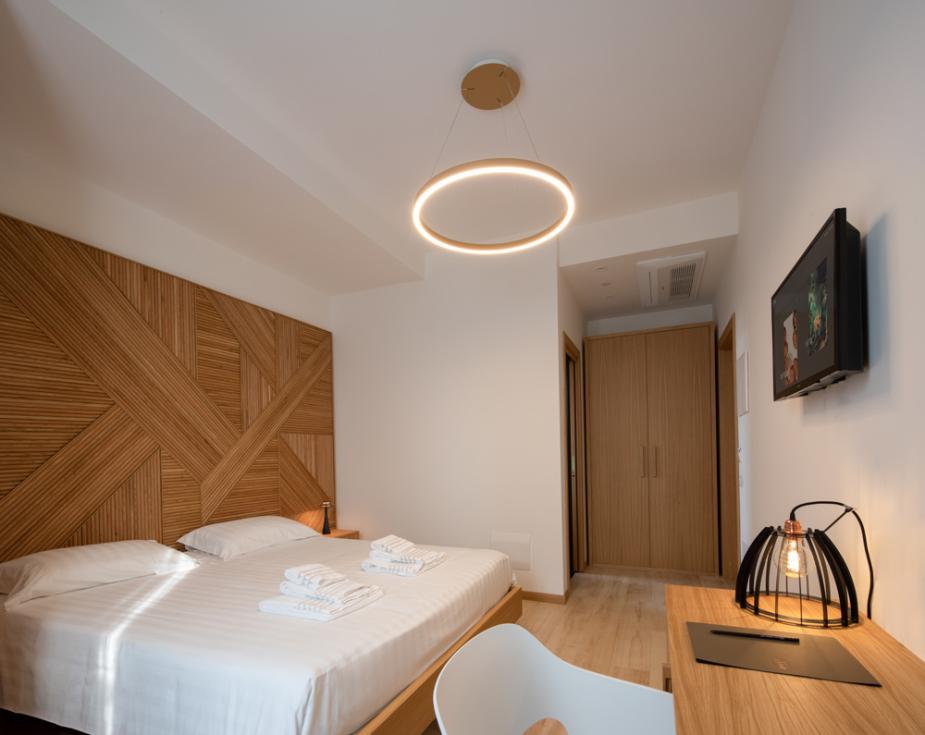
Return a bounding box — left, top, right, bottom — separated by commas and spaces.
425, 571, 729, 733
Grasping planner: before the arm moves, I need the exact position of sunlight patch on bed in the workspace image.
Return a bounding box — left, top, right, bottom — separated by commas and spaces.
98, 570, 191, 735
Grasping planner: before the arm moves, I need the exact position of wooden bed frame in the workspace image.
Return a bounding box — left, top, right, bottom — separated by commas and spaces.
359, 585, 523, 734
0, 585, 523, 735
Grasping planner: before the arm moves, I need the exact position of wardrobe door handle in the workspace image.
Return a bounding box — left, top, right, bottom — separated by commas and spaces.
652, 446, 659, 478
641, 446, 647, 478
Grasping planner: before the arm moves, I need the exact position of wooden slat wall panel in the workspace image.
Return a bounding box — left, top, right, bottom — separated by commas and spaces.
276, 315, 302, 386
281, 433, 336, 497
242, 351, 275, 430
161, 451, 202, 546
210, 439, 280, 523
67, 451, 162, 546
281, 366, 334, 434
279, 439, 333, 532
83, 247, 197, 374
300, 323, 329, 362
0, 216, 238, 481
279, 438, 330, 508
200, 336, 332, 520
0, 213, 336, 561
0, 406, 158, 560
209, 290, 276, 386
0, 289, 113, 496
195, 287, 242, 430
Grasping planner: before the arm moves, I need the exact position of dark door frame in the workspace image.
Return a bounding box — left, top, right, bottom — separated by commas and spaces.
717, 315, 741, 581
563, 333, 588, 579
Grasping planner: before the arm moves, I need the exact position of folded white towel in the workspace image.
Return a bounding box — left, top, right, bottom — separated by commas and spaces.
280, 578, 377, 605
361, 556, 445, 577
369, 547, 446, 566
370, 534, 416, 555
259, 587, 383, 621
283, 562, 346, 590
368, 536, 447, 566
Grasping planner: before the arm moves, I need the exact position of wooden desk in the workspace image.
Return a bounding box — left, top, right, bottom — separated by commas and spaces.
666, 585, 925, 734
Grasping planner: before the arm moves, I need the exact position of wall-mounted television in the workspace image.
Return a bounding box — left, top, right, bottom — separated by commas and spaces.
771, 208, 864, 400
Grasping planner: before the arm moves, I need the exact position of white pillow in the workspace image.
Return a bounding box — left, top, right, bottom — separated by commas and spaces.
0, 540, 198, 609
178, 515, 318, 560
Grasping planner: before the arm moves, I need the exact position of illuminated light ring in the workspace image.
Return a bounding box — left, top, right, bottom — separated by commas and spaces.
412, 157, 576, 255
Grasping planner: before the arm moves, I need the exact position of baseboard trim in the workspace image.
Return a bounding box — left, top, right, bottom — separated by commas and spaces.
583, 564, 728, 586
522, 590, 568, 604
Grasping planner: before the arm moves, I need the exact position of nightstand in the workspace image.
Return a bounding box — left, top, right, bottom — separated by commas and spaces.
323, 528, 359, 540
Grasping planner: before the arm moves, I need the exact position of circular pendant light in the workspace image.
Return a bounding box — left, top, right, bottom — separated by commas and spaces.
413, 157, 575, 255
412, 62, 575, 255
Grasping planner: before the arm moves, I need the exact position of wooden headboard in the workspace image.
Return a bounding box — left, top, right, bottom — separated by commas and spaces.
0, 213, 336, 561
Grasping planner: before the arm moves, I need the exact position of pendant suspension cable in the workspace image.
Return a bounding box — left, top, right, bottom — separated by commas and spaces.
501, 72, 540, 161
431, 96, 465, 176
501, 102, 511, 156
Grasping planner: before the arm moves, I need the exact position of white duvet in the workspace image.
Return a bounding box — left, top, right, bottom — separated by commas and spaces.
0, 537, 513, 735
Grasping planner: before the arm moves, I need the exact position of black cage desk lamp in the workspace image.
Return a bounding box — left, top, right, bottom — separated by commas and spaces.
735, 501, 874, 628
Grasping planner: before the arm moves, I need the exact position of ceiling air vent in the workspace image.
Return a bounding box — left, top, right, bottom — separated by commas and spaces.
636, 251, 706, 307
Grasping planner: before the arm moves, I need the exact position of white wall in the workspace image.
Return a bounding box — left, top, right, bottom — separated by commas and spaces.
715, 0, 925, 658
558, 269, 585, 355
557, 267, 585, 588
559, 192, 738, 267
333, 247, 567, 595
0, 145, 332, 328
587, 304, 714, 337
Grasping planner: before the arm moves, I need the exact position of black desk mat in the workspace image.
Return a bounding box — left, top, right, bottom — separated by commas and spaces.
687, 622, 881, 686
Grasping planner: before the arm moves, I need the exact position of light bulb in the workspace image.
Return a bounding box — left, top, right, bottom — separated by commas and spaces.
779, 519, 807, 579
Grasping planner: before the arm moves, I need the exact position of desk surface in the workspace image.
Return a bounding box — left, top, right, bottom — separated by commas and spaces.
666, 585, 925, 734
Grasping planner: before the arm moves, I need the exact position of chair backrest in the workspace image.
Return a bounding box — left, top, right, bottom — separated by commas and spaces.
434, 623, 675, 735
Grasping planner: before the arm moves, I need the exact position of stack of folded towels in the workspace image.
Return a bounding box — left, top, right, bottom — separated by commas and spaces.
258, 563, 382, 621
361, 534, 447, 576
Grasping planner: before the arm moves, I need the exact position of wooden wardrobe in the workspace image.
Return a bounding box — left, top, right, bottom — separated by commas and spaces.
585, 323, 717, 574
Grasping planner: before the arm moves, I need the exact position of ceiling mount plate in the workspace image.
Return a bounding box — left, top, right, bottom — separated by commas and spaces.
461, 61, 521, 110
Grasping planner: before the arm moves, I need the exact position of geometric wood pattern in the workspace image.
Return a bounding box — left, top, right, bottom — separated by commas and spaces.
82, 245, 198, 373
280, 438, 329, 508
275, 315, 302, 386
242, 351, 275, 430
160, 450, 202, 547
211, 439, 281, 524
0, 406, 158, 560
67, 450, 162, 546
199, 337, 332, 520
281, 364, 334, 433
0, 213, 336, 561
196, 287, 243, 429
281, 433, 336, 496
0, 290, 114, 496
209, 289, 277, 387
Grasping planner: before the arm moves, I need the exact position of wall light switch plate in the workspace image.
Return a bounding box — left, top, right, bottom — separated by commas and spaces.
736, 352, 749, 416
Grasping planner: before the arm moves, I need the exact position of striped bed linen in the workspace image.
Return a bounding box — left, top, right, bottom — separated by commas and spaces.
0, 537, 513, 735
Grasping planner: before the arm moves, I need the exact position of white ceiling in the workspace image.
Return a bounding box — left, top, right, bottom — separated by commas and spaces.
1, 1, 791, 295
561, 236, 735, 321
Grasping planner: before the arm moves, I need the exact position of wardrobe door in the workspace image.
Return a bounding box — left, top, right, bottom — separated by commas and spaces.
645, 326, 716, 573
586, 334, 650, 567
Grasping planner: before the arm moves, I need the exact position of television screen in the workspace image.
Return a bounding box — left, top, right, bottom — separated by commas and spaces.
771, 209, 863, 400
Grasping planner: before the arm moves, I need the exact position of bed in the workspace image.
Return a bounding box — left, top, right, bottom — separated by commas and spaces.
0, 536, 520, 735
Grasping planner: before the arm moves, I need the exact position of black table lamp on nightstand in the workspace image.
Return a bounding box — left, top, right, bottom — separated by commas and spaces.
321, 501, 332, 535
735, 501, 874, 628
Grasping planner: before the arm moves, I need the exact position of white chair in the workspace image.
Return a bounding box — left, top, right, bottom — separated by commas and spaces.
433, 623, 675, 734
